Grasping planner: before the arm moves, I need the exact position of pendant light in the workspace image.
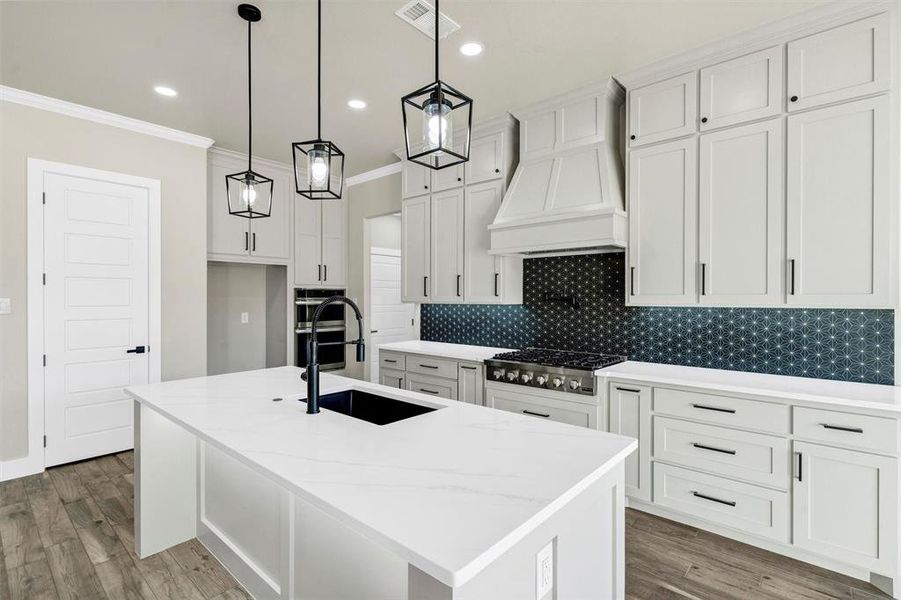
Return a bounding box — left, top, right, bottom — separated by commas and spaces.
227, 3, 273, 219
401, 0, 472, 171
292, 0, 345, 200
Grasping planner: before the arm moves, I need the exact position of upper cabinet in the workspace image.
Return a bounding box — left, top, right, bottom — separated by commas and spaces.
293, 196, 347, 288
623, 6, 896, 309
628, 72, 697, 147
699, 46, 783, 131
787, 13, 890, 111
207, 149, 291, 265
401, 194, 430, 302
466, 131, 506, 184
786, 96, 890, 307
401, 160, 431, 199
431, 162, 464, 193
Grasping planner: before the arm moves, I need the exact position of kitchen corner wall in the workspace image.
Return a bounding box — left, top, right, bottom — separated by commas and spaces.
421, 253, 894, 385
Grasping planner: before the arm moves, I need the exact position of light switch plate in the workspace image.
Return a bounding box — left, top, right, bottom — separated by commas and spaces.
536, 539, 554, 599
0, 298, 10, 315
240, 312, 249, 324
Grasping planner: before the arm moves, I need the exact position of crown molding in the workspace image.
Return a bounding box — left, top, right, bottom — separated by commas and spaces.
209, 145, 293, 172
0, 86, 215, 148
346, 161, 402, 187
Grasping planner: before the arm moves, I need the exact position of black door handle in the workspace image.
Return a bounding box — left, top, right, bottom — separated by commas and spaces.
126, 346, 146, 354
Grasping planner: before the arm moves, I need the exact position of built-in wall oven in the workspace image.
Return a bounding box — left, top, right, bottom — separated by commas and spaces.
295, 288, 346, 371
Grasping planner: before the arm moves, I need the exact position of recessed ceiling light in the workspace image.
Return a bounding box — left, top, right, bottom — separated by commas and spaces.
154, 85, 177, 97
459, 42, 483, 57
347, 99, 367, 110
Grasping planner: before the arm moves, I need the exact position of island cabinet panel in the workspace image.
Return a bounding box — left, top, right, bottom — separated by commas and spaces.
628, 72, 697, 147
786, 95, 892, 307
699, 46, 783, 131
608, 383, 651, 501
792, 441, 898, 572
787, 12, 890, 111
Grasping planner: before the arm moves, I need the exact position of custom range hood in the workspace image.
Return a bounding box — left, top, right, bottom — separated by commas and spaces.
489, 79, 626, 256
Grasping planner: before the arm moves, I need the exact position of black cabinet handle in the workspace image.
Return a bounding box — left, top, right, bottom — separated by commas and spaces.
424, 185, 429, 190
790, 95, 798, 102
126, 346, 146, 354
522, 409, 550, 418
615, 386, 641, 393
252, 232, 256, 252
244, 231, 249, 251
423, 276, 429, 297
630, 266, 636, 296
384, 359, 397, 364
691, 403, 736, 414
318, 264, 322, 281
700, 263, 706, 295
630, 134, 636, 140
419, 364, 439, 369
494, 168, 500, 173
457, 177, 462, 182
460, 365, 477, 370
822, 424, 864, 434
456, 274, 461, 297
795, 451, 803, 482
419, 388, 440, 395
323, 264, 328, 281
701, 117, 708, 123
691, 491, 736, 507
494, 273, 499, 297
692, 443, 736, 456
789, 259, 796, 295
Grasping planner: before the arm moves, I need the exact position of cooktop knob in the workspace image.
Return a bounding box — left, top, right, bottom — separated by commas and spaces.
493, 369, 505, 380
520, 373, 532, 384
569, 379, 581, 390
551, 377, 564, 388
536, 374, 548, 386
506, 371, 519, 382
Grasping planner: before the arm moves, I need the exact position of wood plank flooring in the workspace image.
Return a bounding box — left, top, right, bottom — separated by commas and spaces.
0, 452, 892, 599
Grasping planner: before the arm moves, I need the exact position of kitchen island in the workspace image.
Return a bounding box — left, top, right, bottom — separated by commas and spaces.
126, 367, 635, 600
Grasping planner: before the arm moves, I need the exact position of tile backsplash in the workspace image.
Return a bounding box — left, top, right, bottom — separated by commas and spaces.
421, 254, 894, 384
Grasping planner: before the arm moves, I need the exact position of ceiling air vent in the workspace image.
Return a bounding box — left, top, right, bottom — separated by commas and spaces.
395, 0, 460, 40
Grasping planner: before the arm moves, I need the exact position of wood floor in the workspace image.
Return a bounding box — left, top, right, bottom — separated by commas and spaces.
0, 452, 892, 600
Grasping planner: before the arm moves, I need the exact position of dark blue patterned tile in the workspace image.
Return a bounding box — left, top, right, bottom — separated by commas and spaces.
420, 253, 894, 385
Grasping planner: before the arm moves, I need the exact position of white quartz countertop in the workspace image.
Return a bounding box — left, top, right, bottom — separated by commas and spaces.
597, 361, 901, 413
126, 367, 635, 588
378, 340, 513, 363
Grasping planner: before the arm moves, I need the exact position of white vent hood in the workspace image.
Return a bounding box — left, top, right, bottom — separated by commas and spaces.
489, 79, 627, 256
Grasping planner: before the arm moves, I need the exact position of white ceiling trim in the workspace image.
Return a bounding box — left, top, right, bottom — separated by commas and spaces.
0, 85, 215, 149
346, 161, 402, 188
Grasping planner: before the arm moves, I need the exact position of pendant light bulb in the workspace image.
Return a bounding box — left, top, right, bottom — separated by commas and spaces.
423, 96, 452, 153
242, 180, 257, 208
308, 145, 330, 188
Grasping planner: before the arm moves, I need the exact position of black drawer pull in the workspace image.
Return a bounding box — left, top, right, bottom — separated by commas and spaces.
522, 409, 550, 418
691, 403, 736, 414
419, 388, 440, 395
460, 365, 477, 370
419, 364, 439, 369
384, 359, 397, 364
822, 424, 864, 434
692, 443, 736, 456
691, 491, 736, 507
615, 386, 641, 393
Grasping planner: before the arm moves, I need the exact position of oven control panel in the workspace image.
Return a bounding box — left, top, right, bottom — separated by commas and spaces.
487, 364, 595, 396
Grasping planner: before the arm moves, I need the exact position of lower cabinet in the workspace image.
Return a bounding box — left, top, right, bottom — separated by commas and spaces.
379, 368, 405, 390
486, 385, 599, 429
379, 350, 486, 405
457, 363, 484, 405
609, 384, 651, 501
792, 441, 898, 573
406, 372, 458, 401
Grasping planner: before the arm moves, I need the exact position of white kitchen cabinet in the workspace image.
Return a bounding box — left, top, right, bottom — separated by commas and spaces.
608, 383, 651, 501
699, 118, 783, 305
429, 188, 465, 303
406, 372, 458, 400
379, 368, 405, 390
793, 441, 898, 573
787, 13, 890, 111
464, 180, 503, 303
628, 72, 697, 147
402, 160, 431, 199
486, 385, 598, 429
401, 195, 430, 302
786, 95, 891, 307
320, 198, 346, 286
293, 197, 347, 287
457, 363, 484, 406
628, 137, 697, 305
699, 46, 783, 131
431, 163, 464, 193
466, 131, 505, 184
208, 149, 291, 264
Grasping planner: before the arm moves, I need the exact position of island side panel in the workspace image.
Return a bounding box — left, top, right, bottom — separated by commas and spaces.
408, 462, 626, 600
134, 401, 198, 557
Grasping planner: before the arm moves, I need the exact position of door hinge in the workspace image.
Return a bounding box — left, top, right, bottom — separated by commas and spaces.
43, 354, 47, 367
42, 192, 46, 205
42, 273, 46, 285
43, 435, 47, 448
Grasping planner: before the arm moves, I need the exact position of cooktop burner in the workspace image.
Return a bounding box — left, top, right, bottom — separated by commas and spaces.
490, 348, 627, 371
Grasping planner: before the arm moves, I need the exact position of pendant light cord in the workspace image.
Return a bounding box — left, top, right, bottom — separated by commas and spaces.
247, 18, 253, 171
434, 0, 439, 82
317, 0, 322, 140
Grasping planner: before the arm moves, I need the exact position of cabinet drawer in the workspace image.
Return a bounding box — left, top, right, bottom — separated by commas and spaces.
406, 373, 457, 401
654, 387, 788, 434
654, 417, 789, 489
488, 390, 595, 428
379, 351, 406, 371
406, 355, 458, 379
793, 407, 898, 455
654, 463, 789, 543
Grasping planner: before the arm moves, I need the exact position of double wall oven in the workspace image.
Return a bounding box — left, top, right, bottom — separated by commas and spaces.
295, 288, 346, 371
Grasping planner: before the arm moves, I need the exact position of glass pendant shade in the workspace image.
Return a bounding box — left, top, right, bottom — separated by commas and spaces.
402, 81, 472, 170
226, 170, 273, 218
293, 139, 345, 200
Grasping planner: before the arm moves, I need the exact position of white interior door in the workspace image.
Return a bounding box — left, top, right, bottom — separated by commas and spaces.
369, 248, 417, 383
43, 172, 151, 466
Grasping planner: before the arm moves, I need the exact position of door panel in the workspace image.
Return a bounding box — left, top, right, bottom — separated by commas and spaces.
429, 189, 464, 303
699, 118, 783, 304
321, 197, 346, 286
295, 198, 322, 285
466, 132, 504, 184
44, 173, 150, 466
402, 196, 430, 302
464, 180, 504, 303
402, 161, 431, 198
208, 160, 250, 257
609, 384, 651, 500
629, 72, 697, 147
250, 172, 291, 261
431, 163, 465, 192
700, 46, 783, 130
369, 250, 416, 383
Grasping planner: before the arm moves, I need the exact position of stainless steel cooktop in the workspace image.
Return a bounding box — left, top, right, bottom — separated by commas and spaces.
484, 348, 627, 396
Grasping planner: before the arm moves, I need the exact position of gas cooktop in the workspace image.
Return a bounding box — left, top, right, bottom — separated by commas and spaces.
484, 348, 627, 396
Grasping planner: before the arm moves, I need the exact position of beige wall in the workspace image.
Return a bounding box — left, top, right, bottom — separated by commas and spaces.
344, 173, 402, 379
370, 213, 402, 251
0, 101, 208, 461
207, 263, 268, 376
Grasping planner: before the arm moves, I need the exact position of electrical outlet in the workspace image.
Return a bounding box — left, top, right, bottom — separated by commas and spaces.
240, 312, 249, 324
0, 298, 10, 315
536, 540, 554, 599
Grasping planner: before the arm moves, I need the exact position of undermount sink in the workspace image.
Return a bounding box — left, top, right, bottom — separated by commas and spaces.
300, 389, 439, 425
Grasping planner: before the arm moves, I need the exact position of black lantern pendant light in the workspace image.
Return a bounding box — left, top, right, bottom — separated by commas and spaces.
292, 0, 345, 200
227, 3, 273, 219
401, 0, 473, 170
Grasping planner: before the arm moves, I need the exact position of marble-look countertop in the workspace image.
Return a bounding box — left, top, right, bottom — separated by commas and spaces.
378, 340, 513, 363
125, 367, 635, 588
597, 361, 901, 413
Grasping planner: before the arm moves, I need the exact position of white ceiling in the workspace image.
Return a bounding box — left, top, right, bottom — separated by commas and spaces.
1, 0, 828, 175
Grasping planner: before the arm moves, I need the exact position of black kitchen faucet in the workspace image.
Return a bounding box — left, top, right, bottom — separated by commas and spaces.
302, 296, 365, 414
